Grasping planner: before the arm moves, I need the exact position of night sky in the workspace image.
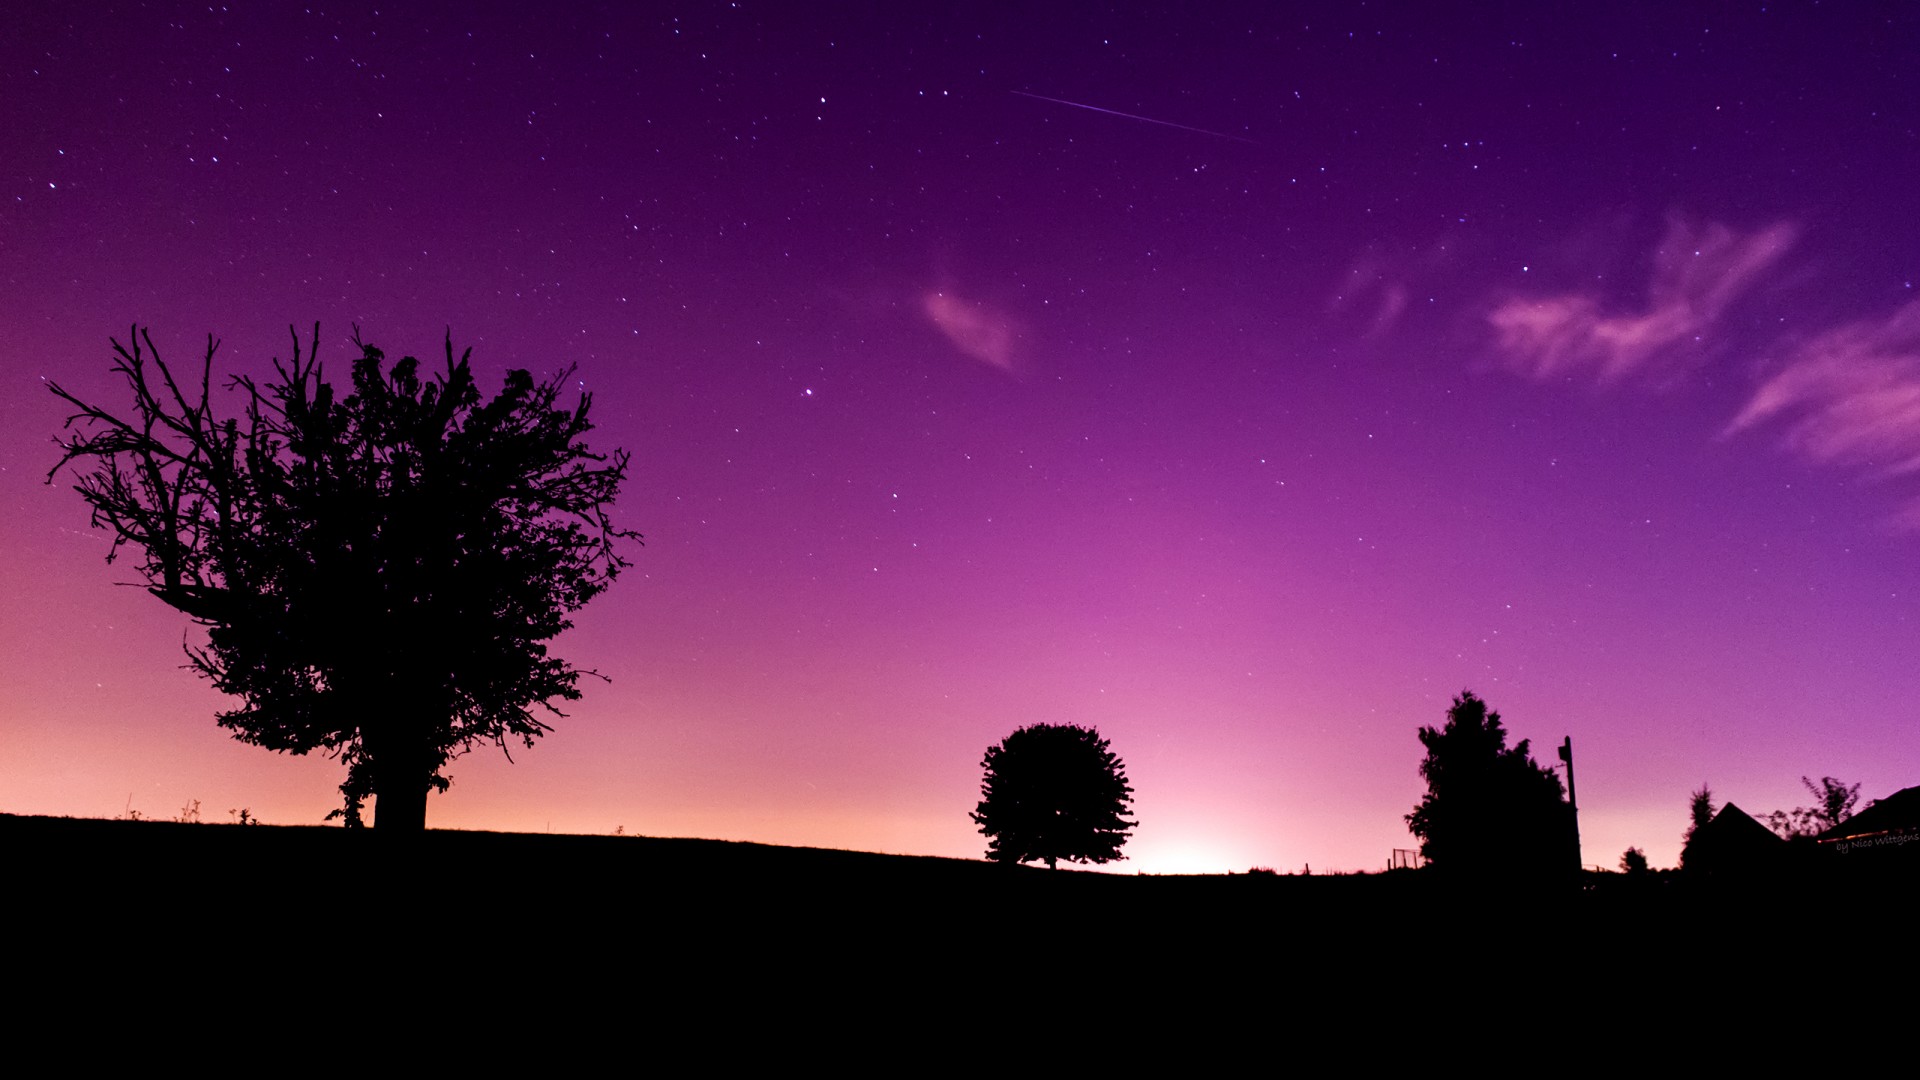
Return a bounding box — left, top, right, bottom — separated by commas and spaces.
6, 3, 1919, 872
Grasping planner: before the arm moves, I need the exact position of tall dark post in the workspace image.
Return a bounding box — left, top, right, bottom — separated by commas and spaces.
1558, 736, 1582, 872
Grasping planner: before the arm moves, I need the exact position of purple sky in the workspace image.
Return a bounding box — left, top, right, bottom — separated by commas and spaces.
5, 3, 1918, 871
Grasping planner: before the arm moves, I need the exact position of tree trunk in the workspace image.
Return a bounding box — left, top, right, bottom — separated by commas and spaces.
367, 718, 431, 832
374, 776, 430, 831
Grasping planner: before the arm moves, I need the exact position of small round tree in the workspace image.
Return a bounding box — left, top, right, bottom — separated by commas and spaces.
971, 723, 1136, 869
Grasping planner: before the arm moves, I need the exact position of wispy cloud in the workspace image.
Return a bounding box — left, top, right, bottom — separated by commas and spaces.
1729, 301, 1920, 505
1329, 258, 1411, 339
1489, 217, 1920, 530
923, 289, 1018, 373
1488, 218, 1796, 384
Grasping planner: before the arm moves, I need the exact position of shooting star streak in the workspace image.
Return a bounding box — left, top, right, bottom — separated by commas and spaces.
1011, 90, 1259, 145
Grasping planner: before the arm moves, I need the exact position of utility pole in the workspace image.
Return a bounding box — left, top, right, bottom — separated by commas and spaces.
1558, 736, 1582, 872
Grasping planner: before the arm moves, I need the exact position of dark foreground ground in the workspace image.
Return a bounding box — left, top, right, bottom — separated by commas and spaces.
8, 813, 1912, 1043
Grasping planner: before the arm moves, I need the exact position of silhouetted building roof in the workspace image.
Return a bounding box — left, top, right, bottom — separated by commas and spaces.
1818, 785, 1920, 855
1687, 802, 1786, 874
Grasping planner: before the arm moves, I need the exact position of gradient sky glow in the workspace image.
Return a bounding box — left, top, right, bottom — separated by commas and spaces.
5, 3, 1919, 872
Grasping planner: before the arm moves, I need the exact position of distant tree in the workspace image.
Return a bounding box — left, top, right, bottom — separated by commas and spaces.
1679, 784, 1716, 869
1619, 846, 1649, 874
1759, 806, 1821, 840
1802, 775, 1861, 833
971, 723, 1136, 869
49, 326, 639, 830
1405, 691, 1572, 876
1760, 775, 1861, 840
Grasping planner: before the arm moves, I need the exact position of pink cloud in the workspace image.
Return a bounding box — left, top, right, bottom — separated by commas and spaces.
1488, 218, 1796, 384
923, 290, 1018, 373
1729, 302, 1920, 520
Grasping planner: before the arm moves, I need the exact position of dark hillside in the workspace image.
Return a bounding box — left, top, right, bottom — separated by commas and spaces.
9, 813, 1907, 1021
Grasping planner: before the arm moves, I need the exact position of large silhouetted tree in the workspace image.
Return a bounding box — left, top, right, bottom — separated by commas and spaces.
971, 723, 1136, 869
50, 325, 639, 830
1405, 691, 1572, 876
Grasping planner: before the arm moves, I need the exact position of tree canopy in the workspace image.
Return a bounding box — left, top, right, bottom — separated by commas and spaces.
971, 723, 1136, 869
49, 325, 639, 829
1405, 691, 1573, 876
